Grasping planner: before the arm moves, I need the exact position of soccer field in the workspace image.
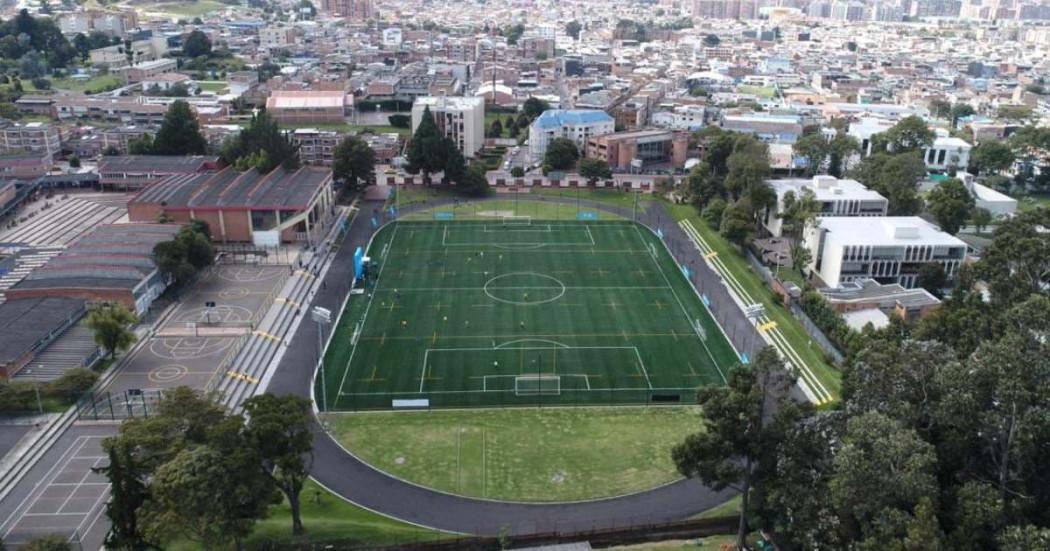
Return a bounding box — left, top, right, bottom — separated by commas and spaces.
317, 219, 741, 410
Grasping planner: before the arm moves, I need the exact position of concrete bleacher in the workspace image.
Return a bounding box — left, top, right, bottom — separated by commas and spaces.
0, 196, 126, 248
12, 324, 100, 382
0, 249, 64, 305
214, 247, 327, 410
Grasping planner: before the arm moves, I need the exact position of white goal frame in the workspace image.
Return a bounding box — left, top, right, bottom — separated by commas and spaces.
501, 215, 532, 226
514, 374, 561, 396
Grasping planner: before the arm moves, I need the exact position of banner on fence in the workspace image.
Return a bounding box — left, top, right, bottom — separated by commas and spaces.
576, 210, 598, 221
353, 247, 364, 280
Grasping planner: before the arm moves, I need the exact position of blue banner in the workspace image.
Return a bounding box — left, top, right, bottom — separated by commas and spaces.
353, 247, 364, 280
657, 228, 664, 240
701, 294, 710, 306
740, 353, 750, 365
435, 211, 454, 220
371, 216, 378, 228
389, 206, 397, 218
576, 211, 598, 220
681, 265, 690, 279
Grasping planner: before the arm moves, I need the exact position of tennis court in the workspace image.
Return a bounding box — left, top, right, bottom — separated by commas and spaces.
318, 219, 741, 410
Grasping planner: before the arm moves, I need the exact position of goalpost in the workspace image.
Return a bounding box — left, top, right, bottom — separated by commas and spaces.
514, 374, 561, 396
501, 215, 532, 227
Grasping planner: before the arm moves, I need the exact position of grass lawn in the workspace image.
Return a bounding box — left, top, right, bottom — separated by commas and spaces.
737, 85, 776, 99
49, 74, 122, 93
484, 112, 519, 138
329, 407, 699, 501
529, 186, 658, 211
195, 80, 228, 93
665, 202, 841, 401
136, 0, 227, 17
1015, 193, 1050, 212
168, 479, 445, 550
398, 199, 628, 221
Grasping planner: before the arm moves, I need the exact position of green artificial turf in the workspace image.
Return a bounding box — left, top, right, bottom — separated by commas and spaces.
318, 220, 739, 411
330, 407, 699, 501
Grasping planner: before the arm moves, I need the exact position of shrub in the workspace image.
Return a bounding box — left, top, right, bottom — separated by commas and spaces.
45, 368, 99, 402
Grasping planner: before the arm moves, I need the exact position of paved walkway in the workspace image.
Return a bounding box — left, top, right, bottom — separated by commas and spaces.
266, 195, 757, 536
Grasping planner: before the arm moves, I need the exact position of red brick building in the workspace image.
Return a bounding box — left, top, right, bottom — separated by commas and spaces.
127, 166, 335, 245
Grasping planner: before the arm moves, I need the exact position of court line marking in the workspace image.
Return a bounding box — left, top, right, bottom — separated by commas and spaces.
1, 436, 111, 543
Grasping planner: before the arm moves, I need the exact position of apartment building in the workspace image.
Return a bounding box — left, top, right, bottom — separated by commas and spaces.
0, 152, 51, 180
764, 176, 889, 237
260, 25, 296, 49
652, 105, 706, 131
54, 97, 169, 126
411, 96, 485, 158
585, 129, 690, 171
292, 128, 344, 166
0, 122, 61, 160
122, 59, 178, 84
528, 109, 615, 165
804, 216, 967, 289
321, 0, 373, 20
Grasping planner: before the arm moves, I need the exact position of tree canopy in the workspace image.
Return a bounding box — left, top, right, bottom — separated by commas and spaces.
926, 178, 975, 235
331, 135, 375, 192
543, 137, 579, 171
151, 101, 208, 156
220, 109, 299, 173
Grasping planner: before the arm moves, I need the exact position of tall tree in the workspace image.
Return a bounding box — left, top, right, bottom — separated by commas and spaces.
405, 106, 447, 184
779, 188, 819, 271
84, 303, 137, 359
521, 97, 549, 121
673, 347, 795, 547
969, 139, 1015, 175
182, 29, 212, 58
926, 178, 975, 235
851, 151, 926, 215
577, 158, 611, 185
871, 115, 935, 154
565, 20, 582, 40
331, 135, 375, 191
95, 438, 154, 550
829, 412, 939, 547
220, 109, 299, 173
243, 394, 314, 536
543, 137, 579, 171
152, 100, 207, 156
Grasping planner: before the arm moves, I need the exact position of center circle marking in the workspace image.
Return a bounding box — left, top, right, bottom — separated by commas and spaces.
483, 272, 566, 305
149, 364, 188, 383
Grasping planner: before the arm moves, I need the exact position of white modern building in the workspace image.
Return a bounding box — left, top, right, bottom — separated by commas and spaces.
804, 217, 967, 289
764, 176, 889, 236
528, 109, 615, 165
652, 105, 706, 131
411, 96, 486, 158
924, 135, 972, 172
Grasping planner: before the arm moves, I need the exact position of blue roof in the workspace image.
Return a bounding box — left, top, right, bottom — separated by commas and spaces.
533, 109, 613, 129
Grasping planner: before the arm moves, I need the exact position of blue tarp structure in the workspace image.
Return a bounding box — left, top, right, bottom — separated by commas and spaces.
353, 247, 364, 280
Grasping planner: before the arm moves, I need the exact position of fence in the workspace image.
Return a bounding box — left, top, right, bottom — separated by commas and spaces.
76, 388, 166, 421
246, 515, 738, 550
743, 250, 846, 365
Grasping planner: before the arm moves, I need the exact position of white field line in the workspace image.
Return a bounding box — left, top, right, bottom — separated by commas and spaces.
679, 220, 833, 405
632, 225, 726, 384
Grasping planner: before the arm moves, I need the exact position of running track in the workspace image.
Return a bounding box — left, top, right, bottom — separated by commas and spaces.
265, 196, 750, 536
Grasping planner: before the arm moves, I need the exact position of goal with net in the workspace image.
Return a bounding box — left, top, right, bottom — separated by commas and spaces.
514, 374, 561, 396
502, 215, 532, 226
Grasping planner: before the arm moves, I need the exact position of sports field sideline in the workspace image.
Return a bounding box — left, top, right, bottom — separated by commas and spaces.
317, 219, 741, 410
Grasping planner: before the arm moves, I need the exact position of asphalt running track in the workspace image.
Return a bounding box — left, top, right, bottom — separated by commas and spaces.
265, 196, 767, 536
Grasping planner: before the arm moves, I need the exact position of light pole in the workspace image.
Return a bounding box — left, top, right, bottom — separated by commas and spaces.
311, 306, 332, 411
